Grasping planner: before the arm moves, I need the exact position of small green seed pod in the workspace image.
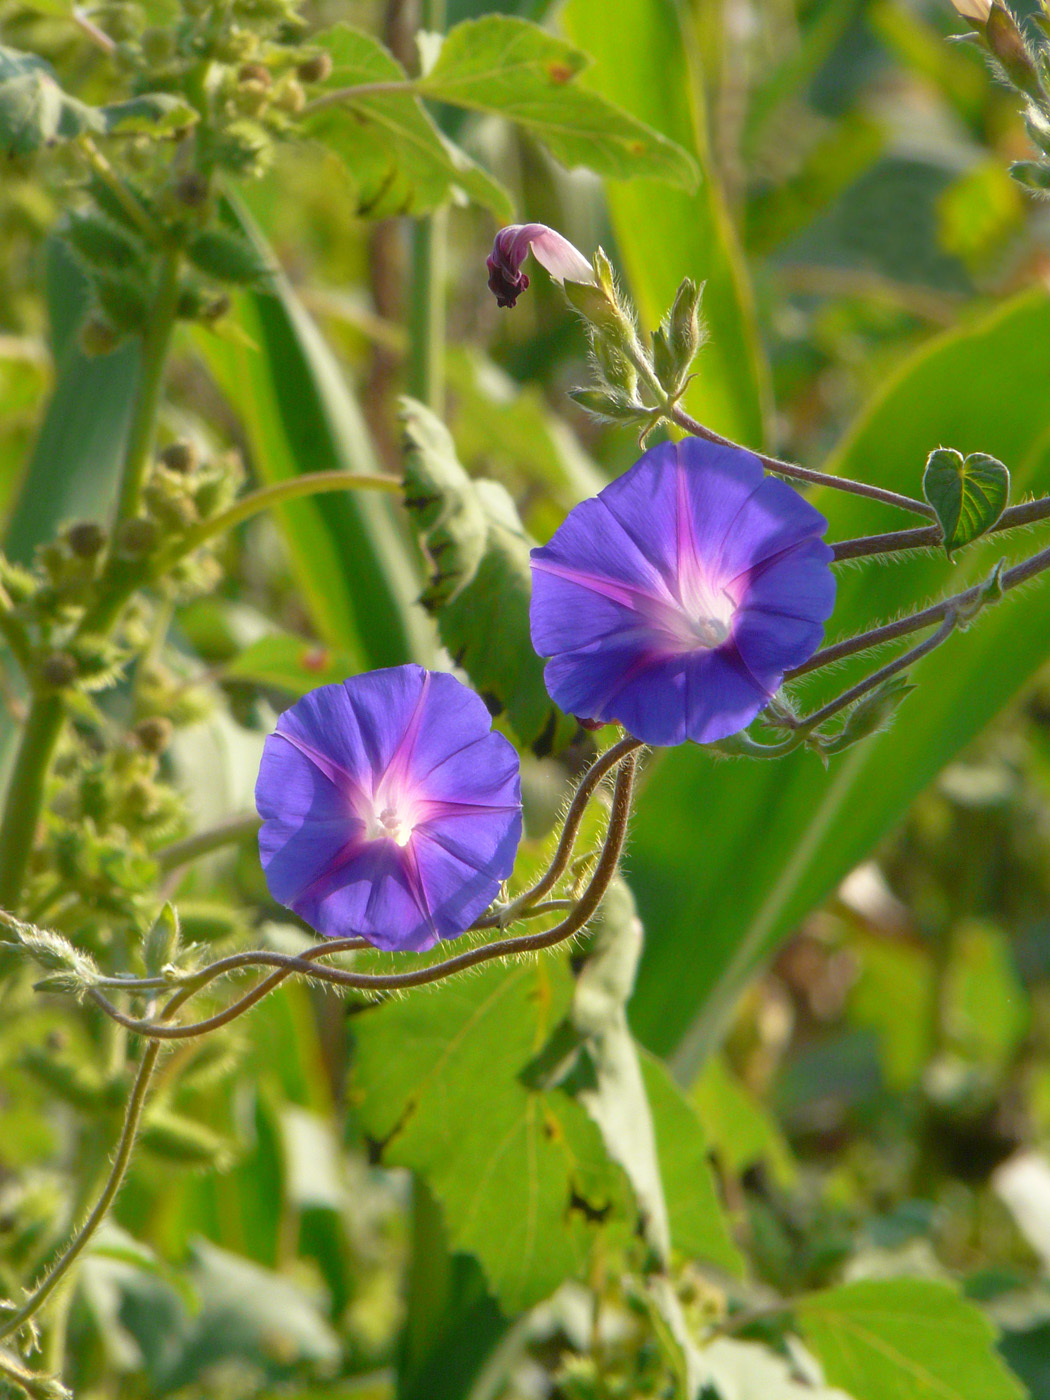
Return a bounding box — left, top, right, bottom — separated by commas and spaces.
296, 51, 333, 84
65, 521, 107, 559
159, 441, 200, 475
40, 651, 78, 689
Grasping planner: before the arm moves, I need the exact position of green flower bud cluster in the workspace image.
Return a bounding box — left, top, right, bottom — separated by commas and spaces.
567, 258, 707, 444
953, 1, 1050, 193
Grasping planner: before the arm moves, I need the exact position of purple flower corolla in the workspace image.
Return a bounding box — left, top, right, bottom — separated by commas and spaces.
487, 223, 594, 309
256, 665, 522, 951
530, 438, 836, 747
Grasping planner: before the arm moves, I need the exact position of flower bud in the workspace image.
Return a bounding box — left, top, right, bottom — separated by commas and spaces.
158, 441, 199, 474
238, 61, 272, 87
134, 715, 173, 754
486, 223, 594, 309
275, 78, 306, 113
985, 3, 1042, 96
39, 651, 78, 688
297, 51, 333, 84
65, 521, 107, 559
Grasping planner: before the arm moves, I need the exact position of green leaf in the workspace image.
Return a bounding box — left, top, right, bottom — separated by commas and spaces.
419, 15, 697, 188
638, 1051, 744, 1275
797, 1279, 1026, 1400
923, 447, 1010, 557
99, 93, 197, 136
561, 0, 768, 444
193, 198, 427, 668
221, 633, 359, 694
625, 290, 1050, 1068
0, 47, 194, 156
352, 957, 632, 1313
401, 396, 575, 753
305, 25, 512, 219
0, 45, 101, 156
3, 238, 140, 564
692, 1054, 797, 1186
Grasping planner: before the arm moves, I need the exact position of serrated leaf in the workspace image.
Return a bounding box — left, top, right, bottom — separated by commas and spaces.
923, 447, 1010, 557
418, 15, 697, 188
797, 1278, 1026, 1400
401, 396, 575, 753
353, 957, 633, 1313
305, 25, 512, 220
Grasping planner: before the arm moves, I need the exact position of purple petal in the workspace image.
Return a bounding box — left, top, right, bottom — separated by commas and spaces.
256, 735, 364, 906
257, 665, 523, 949
542, 636, 665, 729
733, 608, 827, 685
683, 648, 771, 744
291, 840, 439, 953
487, 223, 593, 308
737, 538, 837, 622
718, 474, 829, 580
412, 807, 523, 936
420, 730, 522, 811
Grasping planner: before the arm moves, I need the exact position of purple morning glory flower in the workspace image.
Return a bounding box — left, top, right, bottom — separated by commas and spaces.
487, 223, 594, 309
255, 665, 522, 952
530, 437, 836, 747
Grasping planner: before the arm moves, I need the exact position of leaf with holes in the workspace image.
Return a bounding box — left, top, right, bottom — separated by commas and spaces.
305, 25, 511, 219
797, 1278, 1025, 1400
418, 16, 697, 188
923, 447, 1009, 557
401, 397, 576, 754
352, 957, 632, 1314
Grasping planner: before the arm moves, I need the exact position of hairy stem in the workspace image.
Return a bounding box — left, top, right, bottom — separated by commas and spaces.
0, 1020, 171, 1342
789, 542, 1050, 680
671, 406, 936, 520
788, 611, 958, 732
833, 493, 1050, 562
486, 735, 644, 927
88, 753, 639, 1042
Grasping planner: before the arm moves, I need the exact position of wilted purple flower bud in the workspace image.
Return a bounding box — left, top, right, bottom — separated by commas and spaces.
256, 665, 522, 951
530, 438, 836, 747
487, 223, 595, 309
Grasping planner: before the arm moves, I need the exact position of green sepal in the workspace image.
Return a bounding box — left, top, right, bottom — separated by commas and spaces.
818, 675, 916, 757
142, 902, 181, 976
922, 447, 1009, 556
562, 276, 626, 335
1010, 159, 1050, 190
568, 386, 648, 423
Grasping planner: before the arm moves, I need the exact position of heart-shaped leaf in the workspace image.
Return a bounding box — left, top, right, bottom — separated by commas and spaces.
923, 447, 1009, 557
